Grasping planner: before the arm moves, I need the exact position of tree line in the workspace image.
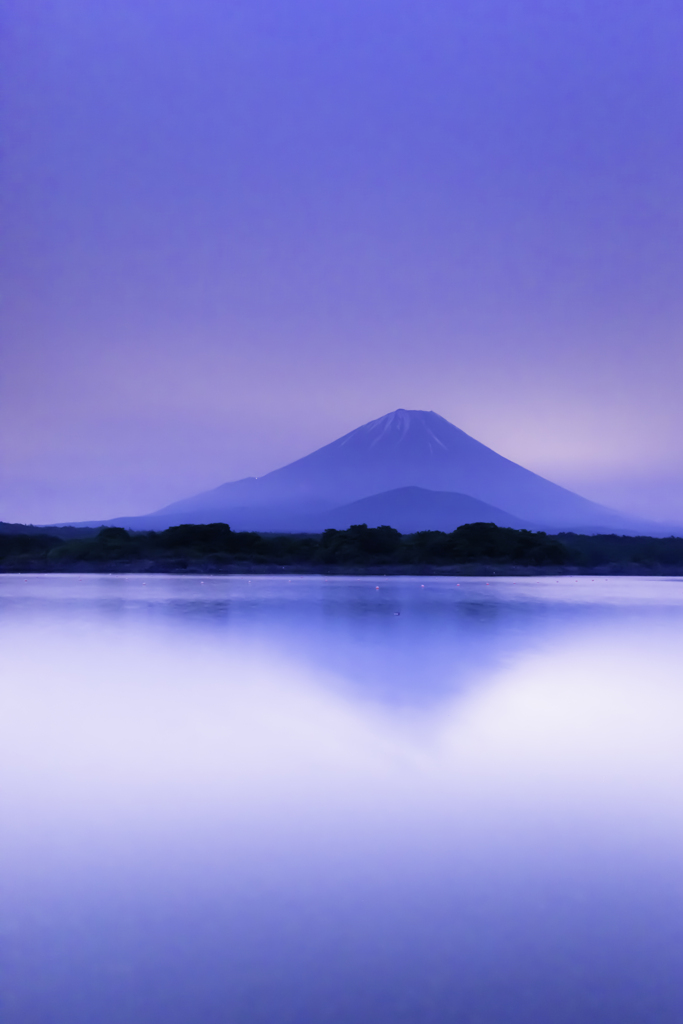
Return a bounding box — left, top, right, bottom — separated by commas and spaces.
1, 521, 683, 572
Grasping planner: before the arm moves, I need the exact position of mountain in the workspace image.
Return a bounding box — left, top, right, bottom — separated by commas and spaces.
80, 409, 649, 533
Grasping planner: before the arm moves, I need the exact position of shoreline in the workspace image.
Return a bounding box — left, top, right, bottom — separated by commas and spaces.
3, 561, 683, 577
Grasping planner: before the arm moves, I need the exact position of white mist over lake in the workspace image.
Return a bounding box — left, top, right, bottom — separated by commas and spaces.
2, 575, 683, 1023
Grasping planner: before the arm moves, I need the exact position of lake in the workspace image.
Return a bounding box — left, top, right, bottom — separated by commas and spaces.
2, 573, 683, 1023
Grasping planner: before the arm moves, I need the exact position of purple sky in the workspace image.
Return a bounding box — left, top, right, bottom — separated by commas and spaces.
2, 0, 683, 524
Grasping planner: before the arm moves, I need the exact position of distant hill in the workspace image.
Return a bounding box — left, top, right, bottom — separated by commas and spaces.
0, 522, 98, 539
305, 487, 534, 533
61, 409, 655, 533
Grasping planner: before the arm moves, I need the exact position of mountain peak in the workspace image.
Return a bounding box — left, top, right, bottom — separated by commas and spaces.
331, 408, 479, 459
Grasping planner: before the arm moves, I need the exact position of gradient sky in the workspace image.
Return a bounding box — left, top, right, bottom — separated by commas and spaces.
2, 0, 683, 524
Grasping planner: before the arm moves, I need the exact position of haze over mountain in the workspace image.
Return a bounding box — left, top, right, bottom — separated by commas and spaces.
5, 4, 683, 528
80, 410, 650, 534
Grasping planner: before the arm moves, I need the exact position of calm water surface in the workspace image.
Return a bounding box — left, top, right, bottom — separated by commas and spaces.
2, 574, 683, 1023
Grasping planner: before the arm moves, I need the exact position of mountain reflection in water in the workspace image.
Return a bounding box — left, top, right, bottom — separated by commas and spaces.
1, 575, 683, 1023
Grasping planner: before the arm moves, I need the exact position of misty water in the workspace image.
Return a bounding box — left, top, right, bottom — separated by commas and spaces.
2, 574, 683, 1023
